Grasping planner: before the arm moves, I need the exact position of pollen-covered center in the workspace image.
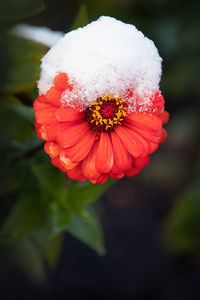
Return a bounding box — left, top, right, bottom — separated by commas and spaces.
85, 94, 127, 132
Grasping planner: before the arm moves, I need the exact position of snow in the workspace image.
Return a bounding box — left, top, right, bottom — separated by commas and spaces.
38, 16, 162, 110
10, 24, 64, 48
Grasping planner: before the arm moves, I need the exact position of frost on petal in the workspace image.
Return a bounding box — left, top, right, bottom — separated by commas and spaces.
38, 16, 162, 110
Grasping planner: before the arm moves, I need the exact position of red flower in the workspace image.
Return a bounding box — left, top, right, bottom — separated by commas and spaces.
34, 72, 169, 184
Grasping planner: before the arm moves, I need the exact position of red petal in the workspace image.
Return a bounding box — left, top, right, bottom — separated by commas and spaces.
125, 167, 141, 177
133, 156, 150, 168
35, 122, 49, 141
40, 122, 74, 142
54, 73, 72, 91
67, 164, 87, 182
44, 141, 60, 158
57, 122, 90, 148
46, 87, 61, 106
35, 121, 43, 140
160, 128, 168, 143
151, 93, 169, 126
37, 95, 47, 103
33, 99, 52, 111
82, 143, 101, 180
64, 130, 95, 162
110, 173, 124, 179
90, 174, 109, 184
46, 121, 61, 141
51, 157, 67, 173
40, 125, 49, 140
125, 89, 133, 98
115, 125, 149, 158
152, 91, 165, 107
159, 111, 169, 125
96, 133, 114, 173
125, 120, 162, 144
59, 150, 78, 169
35, 106, 57, 124
109, 161, 124, 179
51, 156, 60, 168
149, 142, 159, 154
55, 106, 84, 122
111, 131, 132, 171
126, 112, 162, 131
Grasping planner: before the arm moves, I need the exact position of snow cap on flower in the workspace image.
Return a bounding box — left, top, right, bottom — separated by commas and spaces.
38, 16, 162, 111
34, 16, 169, 184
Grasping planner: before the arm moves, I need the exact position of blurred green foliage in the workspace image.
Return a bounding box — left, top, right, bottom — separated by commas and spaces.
165, 183, 200, 254
71, 4, 88, 30
0, 0, 44, 20
4, 36, 47, 93
0, 0, 114, 281
0, 0, 200, 281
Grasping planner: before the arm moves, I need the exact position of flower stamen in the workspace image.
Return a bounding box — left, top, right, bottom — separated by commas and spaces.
85, 94, 127, 133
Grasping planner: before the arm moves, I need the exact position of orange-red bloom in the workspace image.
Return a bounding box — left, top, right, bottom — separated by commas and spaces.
34, 72, 169, 184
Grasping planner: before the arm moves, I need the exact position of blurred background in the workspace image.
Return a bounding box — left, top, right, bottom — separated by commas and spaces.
0, 0, 200, 299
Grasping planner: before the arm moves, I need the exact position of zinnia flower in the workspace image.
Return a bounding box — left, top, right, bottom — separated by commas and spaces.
34, 16, 169, 184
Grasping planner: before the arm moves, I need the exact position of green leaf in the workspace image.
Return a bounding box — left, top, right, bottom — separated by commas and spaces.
67, 207, 106, 255
1, 95, 35, 122
31, 164, 68, 204
26, 86, 39, 101
0, 152, 29, 196
32, 165, 70, 235
0, 176, 47, 242
2, 240, 47, 283
8, 102, 34, 123
2, 36, 47, 93
71, 4, 88, 30
68, 179, 115, 213
10, 135, 44, 153
165, 183, 200, 254
0, 0, 45, 20
0, 98, 34, 141
35, 231, 63, 270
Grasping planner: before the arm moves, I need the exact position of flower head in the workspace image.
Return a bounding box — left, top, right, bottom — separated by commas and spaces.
34, 16, 169, 184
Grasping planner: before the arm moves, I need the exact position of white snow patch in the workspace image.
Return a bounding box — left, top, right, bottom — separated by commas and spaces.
38, 16, 162, 110
10, 24, 64, 48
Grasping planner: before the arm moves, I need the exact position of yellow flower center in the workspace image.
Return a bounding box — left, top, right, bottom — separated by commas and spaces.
85, 94, 127, 132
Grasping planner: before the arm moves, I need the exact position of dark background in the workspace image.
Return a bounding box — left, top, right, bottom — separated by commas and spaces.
0, 0, 200, 299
